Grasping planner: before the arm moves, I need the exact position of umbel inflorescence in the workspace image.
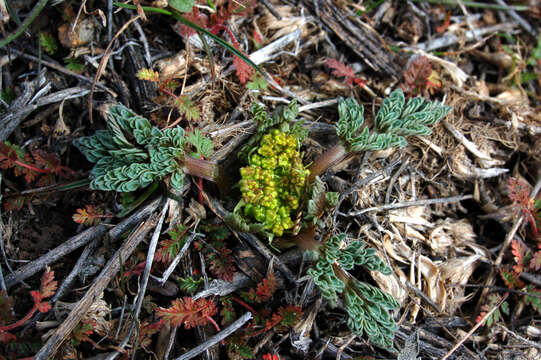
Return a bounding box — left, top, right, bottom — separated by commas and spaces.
239, 128, 309, 237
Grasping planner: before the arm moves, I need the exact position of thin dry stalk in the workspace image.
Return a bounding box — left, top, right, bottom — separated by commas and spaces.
33, 197, 162, 360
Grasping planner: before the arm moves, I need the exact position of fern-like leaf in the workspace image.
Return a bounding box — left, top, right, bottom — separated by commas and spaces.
73, 104, 192, 192
476, 293, 508, 327
326, 58, 365, 87
336, 90, 450, 153
243, 271, 277, 303
344, 279, 399, 348
157, 297, 217, 329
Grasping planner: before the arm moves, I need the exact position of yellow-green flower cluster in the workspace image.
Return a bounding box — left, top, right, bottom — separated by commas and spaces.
239, 129, 309, 237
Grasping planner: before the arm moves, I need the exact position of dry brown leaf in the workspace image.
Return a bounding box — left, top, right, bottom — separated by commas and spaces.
156, 51, 188, 80
58, 16, 97, 48
418, 255, 446, 311
429, 218, 475, 254
259, 5, 309, 41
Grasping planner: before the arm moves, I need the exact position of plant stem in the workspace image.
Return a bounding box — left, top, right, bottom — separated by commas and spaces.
0, 0, 49, 47
183, 156, 219, 182
232, 295, 258, 315
14, 159, 51, 174
291, 227, 320, 252
206, 315, 221, 332
0, 305, 37, 332
307, 143, 349, 183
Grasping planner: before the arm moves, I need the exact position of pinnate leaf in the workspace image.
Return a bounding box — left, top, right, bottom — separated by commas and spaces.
244, 271, 277, 303
208, 246, 236, 282
234, 54, 254, 84
500, 268, 524, 288
326, 58, 365, 87
530, 251, 541, 271
157, 297, 217, 329
476, 293, 508, 327
72, 205, 107, 226
511, 239, 529, 274
524, 286, 541, 315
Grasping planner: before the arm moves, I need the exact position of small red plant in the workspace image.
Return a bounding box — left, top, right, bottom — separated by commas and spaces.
138, 319, 164, 352
0, 142, 73, 185
1, 142, 75, 211
155, 224, 188, 263
0, 269, 57, 343
73, 205, 113, 226
157, 297, 219, 331
510, 239, 541, 274
400, 56, 441, 97
178, 1, 256, 83
476, 293, 509, 327
194, 231, 237, 282
508, 177, 539, 239
248, 305, 303, 337
242, 271, 277, 303
262, 353, 280, 360
325, 58, 366, 88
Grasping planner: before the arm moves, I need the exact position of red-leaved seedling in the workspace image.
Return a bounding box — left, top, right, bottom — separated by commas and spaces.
242, 271, 277, 304
72, 205, 113, 226
325, 58, 366, 88
400, 56, 442, 97
157, 297, 220, 331
508, 177, 539, 239
0, 269, 57, 343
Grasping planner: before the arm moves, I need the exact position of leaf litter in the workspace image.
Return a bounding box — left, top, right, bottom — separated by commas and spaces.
0, 1, 540, 359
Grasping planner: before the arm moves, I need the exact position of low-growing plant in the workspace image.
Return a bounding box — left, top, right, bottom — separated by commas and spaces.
304, 234, 400, 348
326, 58, 366, 88
72, 204, 113, 226
0, 141, 74, 186
73, 104, 218, 192
400, 56, 442, 97
308, 88, 451, 183
227, 89, 450, 348
157, 296, 220, 331
0, 269, 57, 343
508, 177, 540, 239
136, 68, 200, 121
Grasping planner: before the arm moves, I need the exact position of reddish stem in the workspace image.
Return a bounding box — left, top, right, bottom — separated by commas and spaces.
307, 143, 348, 183
206, 315, 221, 332
231, 295, 258, 315
198, 155, 205, 204
14, 159, 50, 174
183, 156, 219, 182
247, 315, 281, 338
525, 210, 538, 239
0, 305, 37, 332
159, 86, 183, 105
